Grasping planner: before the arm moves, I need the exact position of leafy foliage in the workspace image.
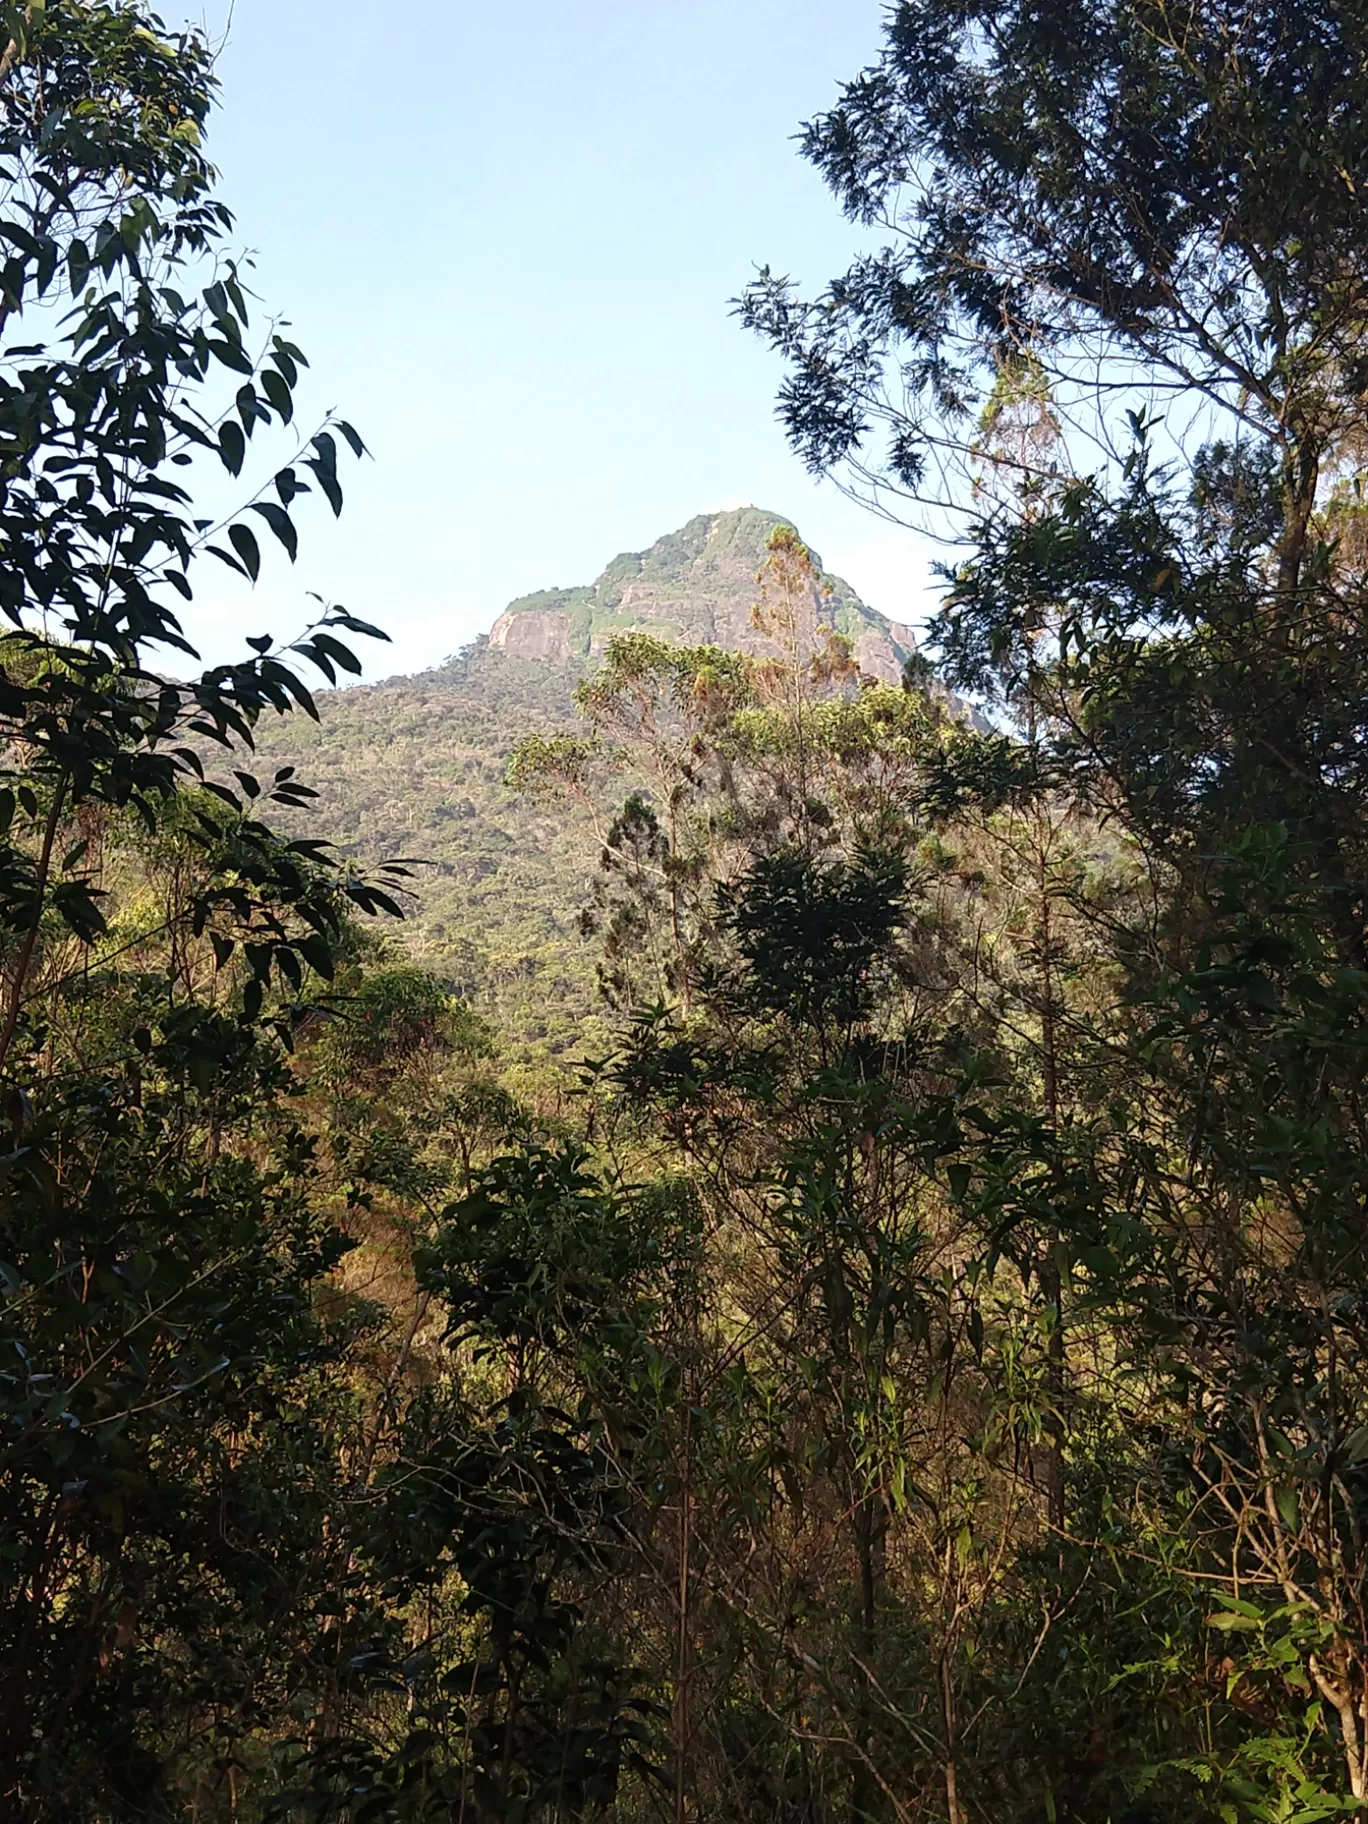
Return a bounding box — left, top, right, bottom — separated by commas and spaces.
15, 2, 1368, 1822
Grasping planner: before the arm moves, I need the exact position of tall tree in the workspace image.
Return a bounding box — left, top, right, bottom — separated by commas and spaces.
0, 5, 401, 1813
741, 0, 1368, 555
744, 2, 1368, 1812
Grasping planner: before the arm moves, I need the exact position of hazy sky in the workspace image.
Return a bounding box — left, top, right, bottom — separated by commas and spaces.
179, 0, 936, 679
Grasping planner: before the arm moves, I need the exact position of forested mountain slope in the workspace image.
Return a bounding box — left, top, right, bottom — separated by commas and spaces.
250, 506, 921, 1056
19, 6, 1368, 1818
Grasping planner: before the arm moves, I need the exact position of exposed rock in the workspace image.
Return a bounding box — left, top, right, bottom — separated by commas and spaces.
487, 507, 917, 681
489, 607, 572, 661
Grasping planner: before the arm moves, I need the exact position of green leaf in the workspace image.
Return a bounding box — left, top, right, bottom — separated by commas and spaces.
311, 632, 362, 675
208, 336, 255, 375
296, 639, 335, 684
0, 221, 38, 257
260, 368, 294, 423
306, 456, 343, 516
1275, 1483, 1300, 1534
336, 419, 367, 458
225, 270, 250, 325
261, 659, 319, 720
218, 419, 245, 476
328, 610, 390, 642
1210, 1596, 1264, 1618
228, 523, 261, 582
206, 544, 249, 578
298, 935, 335, 980
249, 500, 298, 561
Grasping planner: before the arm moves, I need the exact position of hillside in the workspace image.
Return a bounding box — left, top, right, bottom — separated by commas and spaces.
251, 507, 922, 1057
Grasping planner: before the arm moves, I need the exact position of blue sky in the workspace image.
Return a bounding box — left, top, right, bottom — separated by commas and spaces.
181, 0, 937, 678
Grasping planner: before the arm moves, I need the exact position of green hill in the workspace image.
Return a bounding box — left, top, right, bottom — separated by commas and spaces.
248, 507, 921, 1058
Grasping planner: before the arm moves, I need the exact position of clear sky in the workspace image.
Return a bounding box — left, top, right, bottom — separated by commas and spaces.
179, 0, 937, 679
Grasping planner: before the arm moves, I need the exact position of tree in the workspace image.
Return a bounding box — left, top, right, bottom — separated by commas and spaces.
0, 6, 416, 1814
741, 0, 1368, 562
744, 1, 1368, 1811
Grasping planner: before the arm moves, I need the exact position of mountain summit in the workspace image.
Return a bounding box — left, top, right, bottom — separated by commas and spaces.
485, 506, 917, 683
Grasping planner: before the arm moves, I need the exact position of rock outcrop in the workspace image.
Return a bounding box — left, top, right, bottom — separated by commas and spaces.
486, 507, 917, 681
489, 607, 572, 661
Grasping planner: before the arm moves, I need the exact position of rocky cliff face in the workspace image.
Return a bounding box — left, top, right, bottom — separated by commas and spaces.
484, 507, 917, 682
489, 606, 573, 661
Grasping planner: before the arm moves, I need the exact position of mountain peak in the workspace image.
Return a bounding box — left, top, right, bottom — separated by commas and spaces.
486, 507, 917, 682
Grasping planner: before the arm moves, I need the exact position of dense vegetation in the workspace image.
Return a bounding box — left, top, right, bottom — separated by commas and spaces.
245, 644, 609, 1062
240, 506, 918, 1065
6, 3, 1368, 1822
